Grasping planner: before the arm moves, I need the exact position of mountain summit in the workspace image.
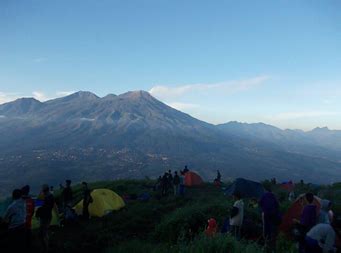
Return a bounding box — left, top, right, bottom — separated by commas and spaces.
0, 90, 340, 195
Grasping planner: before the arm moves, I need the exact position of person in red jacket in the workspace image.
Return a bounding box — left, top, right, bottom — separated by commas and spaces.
21, 185, 35, 251
205, 218, 217, 237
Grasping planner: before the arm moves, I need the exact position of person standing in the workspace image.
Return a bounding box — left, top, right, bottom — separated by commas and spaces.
161, 173, 168, 197
167, 170, 173, 194
217, 170, 221, 181
259, 185, 281, 253
295, 193, 318, 253
229, 192, 244, 239
179, 173, 185, 197
81, 182, 93, 220
319, 200, 333, 224
173, 171, 180, 196
3, 189, 26, 252
36, 184, 55, 253
21, 185, 35, 251
62, 180, 73, 210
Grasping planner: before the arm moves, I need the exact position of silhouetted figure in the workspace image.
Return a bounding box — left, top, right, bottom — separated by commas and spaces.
259, 185, 281, 253
62, 180, 73, 210
217, 170, 221, 181
21, 185, 35, 251
167, 170, 173, 194
179, 173, 185, 196
36, 184, 55, 253
161, 173, 168, 196
3, 189, 26, 252
173, 171, 180, 196
82, 182, 93, 220
214, 170, 222, 187
183, 165, 189, 174
271, 178, 277, 185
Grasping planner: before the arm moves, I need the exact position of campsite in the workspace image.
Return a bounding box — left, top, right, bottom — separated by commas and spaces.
1, 176, 340, 253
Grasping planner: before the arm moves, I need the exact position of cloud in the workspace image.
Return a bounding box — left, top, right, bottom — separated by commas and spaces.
149, 75, 270, 100
32, 91, 48, 101
270, 111, 339, 121
56, 91, 75, 97
166, 102, 200, 111
79, 117, 95, 121
0, 92, 20, 104
33, 57, 47, 63
0, 90, 76, 104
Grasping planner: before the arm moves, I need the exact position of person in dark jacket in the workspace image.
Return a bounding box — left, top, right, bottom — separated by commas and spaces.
21, 185, 35, 251
62, 180, 73, 206
295, 193, 317, 253
300, 193, 317, 230
173, 171, 180, 196
259, 185, 281, 253
37, 184, 55, 253
161, 173, 168, 196
81, 182, 92, 220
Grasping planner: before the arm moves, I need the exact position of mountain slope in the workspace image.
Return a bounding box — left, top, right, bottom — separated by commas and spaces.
217, 121, 341, 162
0, 91, 340, 195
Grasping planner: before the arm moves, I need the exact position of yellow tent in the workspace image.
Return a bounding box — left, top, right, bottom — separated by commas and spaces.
74, 188, 125, 217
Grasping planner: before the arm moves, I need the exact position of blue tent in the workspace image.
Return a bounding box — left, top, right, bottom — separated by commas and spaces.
224, 178, 264, 199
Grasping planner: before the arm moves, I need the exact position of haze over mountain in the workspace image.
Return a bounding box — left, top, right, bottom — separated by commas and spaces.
0, 91, 340, 196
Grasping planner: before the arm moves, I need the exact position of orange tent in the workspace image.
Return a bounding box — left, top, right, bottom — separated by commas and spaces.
279, 194, 321, 235
184, 171, 203, 186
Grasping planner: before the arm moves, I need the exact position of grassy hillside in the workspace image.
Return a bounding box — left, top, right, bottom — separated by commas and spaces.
2, 179, 341, 253
48, 180, 293, 253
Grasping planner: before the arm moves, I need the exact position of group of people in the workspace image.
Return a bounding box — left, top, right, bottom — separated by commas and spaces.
204, 185, 339, 253
0, 184, 54, 252
0, 180, 94, 252
156, 169, 185, 197
294, 193, 337, 253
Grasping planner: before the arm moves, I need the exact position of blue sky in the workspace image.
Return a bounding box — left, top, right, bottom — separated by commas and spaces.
1, 0, 341, 130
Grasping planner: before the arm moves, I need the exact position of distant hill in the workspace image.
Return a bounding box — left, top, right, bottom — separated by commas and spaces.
0, 91, 340, 195
217, 121, 341, 161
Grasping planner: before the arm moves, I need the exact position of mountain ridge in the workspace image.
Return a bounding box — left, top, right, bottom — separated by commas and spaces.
0, 90, 340, 195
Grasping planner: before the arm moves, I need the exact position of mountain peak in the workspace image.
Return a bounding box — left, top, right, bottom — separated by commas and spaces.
312, 126, 330, 132
0, 97, 42, 115
72, 91, 99, 99
119, 90, 154, 100
102, 94, 117, 100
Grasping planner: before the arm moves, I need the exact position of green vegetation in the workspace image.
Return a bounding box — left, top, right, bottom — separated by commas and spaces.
2, 179, 341, 253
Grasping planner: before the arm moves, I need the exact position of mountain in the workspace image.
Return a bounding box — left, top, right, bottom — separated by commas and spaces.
217, 122, 341, 161
0, 91, 340, 196
0, 97, 42, 116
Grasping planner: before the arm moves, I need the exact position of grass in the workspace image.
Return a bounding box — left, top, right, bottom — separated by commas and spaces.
3, 179, 341, 253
